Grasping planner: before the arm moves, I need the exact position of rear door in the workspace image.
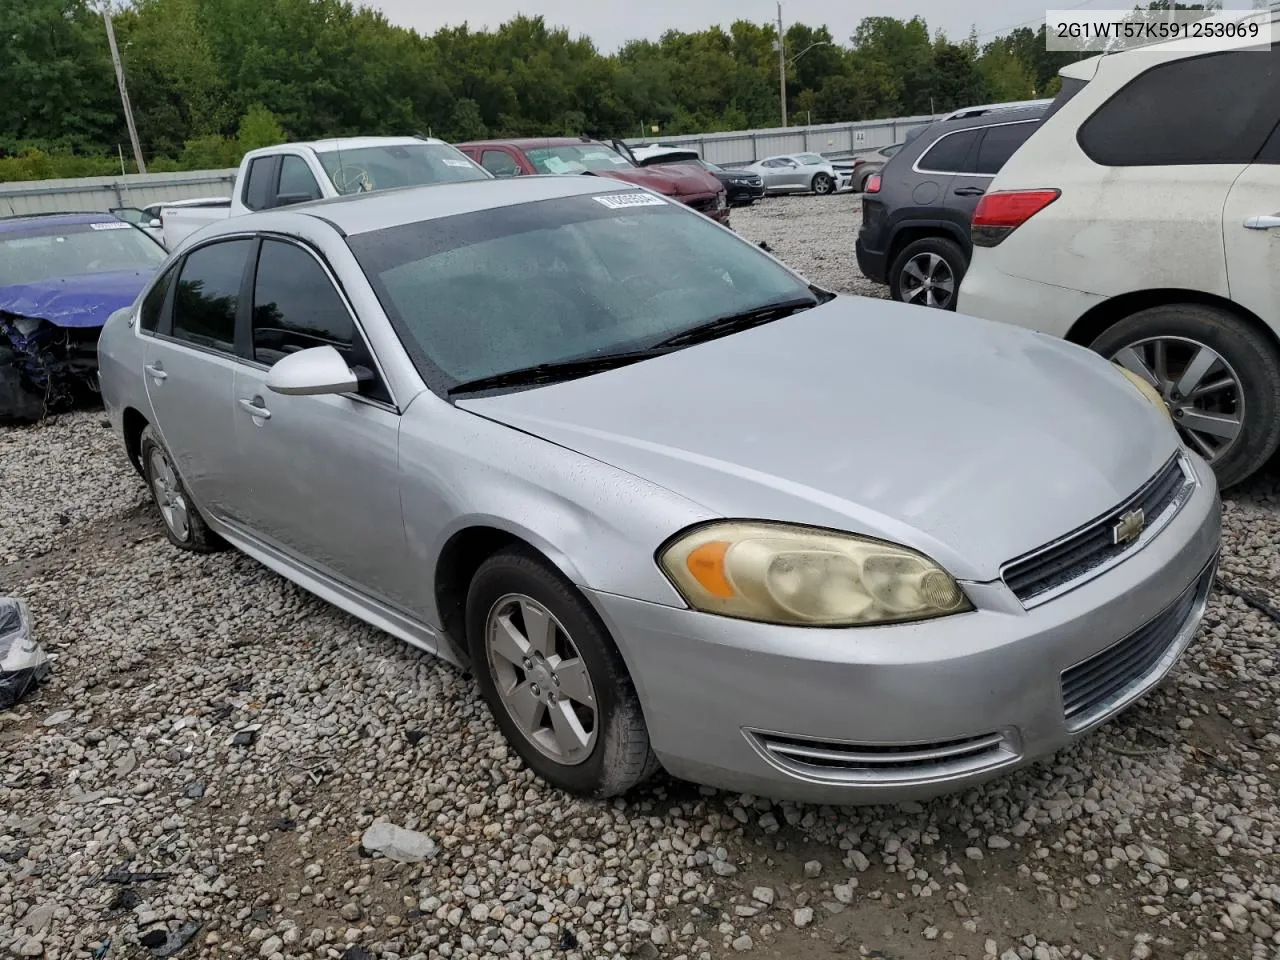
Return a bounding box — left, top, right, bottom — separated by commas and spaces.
142, 238, 254, 521
948, 119, 1041, 217
1224, 126, 1280, 350
913, 127, 982, 218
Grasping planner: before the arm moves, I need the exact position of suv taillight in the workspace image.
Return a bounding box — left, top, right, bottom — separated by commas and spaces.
971, 189, 1060, 247
865, 174, 881, 194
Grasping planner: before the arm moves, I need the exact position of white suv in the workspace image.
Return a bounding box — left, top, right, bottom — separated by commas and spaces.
958, 23, 1280, 487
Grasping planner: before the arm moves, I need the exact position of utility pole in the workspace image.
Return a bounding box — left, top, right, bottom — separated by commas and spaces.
103, 7, 147, 174
776, 2, 788, 128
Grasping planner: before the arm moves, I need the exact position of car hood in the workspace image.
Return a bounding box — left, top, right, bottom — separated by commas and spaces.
600, 164, 720, 197
0, 270, 154, 329
458, 298, 1181, 582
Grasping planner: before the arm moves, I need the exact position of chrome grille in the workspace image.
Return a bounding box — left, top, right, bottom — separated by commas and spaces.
1002, 456, 1194, 606
747, 729, 1017, 785
1061, 560, 1214, 730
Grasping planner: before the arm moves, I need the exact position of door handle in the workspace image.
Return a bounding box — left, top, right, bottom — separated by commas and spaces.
1244, 214, 1280, 230
238, 397, 271, 420
954, 186, 986, 197
144, 363, 167, 381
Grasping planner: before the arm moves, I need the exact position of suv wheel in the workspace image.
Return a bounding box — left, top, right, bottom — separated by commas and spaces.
466, 546, 659, 798
811, 173, 835, 195
1091, 305, 1280, 488
889, 237, 966, 310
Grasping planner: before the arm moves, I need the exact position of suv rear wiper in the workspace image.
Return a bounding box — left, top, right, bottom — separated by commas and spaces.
653, 296, 819, 348
447, 348, 670, 396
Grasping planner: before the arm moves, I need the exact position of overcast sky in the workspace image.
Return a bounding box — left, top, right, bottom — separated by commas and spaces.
368, 0, 1253, 52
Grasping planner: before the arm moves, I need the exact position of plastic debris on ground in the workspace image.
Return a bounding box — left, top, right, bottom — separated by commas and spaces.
0, 598, 49, 709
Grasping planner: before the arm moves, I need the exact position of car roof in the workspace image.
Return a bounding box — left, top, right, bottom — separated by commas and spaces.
244, 136, 448, 159
910, 104, 1048, 144
0, 211, 122, 234
198, 175, 650, 239
458, 138, 608, 150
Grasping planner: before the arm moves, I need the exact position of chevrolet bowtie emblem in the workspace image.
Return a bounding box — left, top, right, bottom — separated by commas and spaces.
1113, 508, 1145, 546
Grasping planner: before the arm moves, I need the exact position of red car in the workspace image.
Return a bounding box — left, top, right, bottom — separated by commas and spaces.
456, 137, 730, 227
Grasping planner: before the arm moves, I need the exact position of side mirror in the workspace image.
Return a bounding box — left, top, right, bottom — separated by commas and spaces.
148, 218, 162, 228
265, 345, 358, 396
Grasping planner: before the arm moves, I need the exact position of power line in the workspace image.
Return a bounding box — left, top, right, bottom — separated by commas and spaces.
971, 0, 1104, 41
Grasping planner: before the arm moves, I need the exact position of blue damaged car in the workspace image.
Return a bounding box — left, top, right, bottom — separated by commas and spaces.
1, 212, 166, 424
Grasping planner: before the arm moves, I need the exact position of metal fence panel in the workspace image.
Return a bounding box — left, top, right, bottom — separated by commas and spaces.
0, 169, 237, 217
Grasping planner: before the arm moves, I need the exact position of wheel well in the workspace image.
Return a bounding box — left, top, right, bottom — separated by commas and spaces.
122, 407, 149, 475
1066, 289, 1280, 355
433, 526, 521, 651
886, 225, 966, 274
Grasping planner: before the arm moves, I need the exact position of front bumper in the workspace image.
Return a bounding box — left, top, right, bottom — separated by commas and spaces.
589, 461, 1221, 804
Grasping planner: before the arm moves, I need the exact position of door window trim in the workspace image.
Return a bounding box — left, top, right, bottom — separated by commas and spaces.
912, 119, 1039, 178
241, 233, 401, 414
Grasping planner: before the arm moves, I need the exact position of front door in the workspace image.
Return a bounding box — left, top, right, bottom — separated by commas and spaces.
227, 238, 413, 610
143, 238, 254, 521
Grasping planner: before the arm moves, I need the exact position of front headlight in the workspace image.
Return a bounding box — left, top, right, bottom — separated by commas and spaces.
658, 521, 972, 627
1114, 364, 1173, 421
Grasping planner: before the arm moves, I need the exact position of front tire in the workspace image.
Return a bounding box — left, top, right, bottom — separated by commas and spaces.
466, 546, 657, 797
140, 425, 224, 552
812, 173, 835, 195
889, 236, 966, 310
1090, 304, 1280, 488
0, 346, 47, 426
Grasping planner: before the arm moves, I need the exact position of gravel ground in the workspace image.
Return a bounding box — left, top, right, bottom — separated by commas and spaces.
2, 194, 1278, 960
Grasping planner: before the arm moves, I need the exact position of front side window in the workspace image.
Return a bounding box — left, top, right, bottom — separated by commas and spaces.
917, 129, 981, 173
1078, 46, 1280, 166
481, 150, 522, 176
315, 143, 489, 195
974, 121, 1039, 175
524, 145, 634, 175
172, 239, 251, 352
0, 221, 165, 288
349, 193, 815, 389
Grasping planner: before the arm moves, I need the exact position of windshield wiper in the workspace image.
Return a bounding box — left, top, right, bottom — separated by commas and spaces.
653, 296, 819, 348
447, 348, 671, 396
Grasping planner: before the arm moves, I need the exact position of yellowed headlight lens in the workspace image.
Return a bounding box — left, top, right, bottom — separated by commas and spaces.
1114, 364, 1172, 420
659, 522, 971, 627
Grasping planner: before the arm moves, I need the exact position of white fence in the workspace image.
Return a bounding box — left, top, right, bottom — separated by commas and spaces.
620, 114, 939, 167
0, 169, 237, 218
0, 112, 943, 215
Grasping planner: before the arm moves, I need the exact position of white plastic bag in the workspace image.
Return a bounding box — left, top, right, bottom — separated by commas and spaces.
0, 597, 49, 708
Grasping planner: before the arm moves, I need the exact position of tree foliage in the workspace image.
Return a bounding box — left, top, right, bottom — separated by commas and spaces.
0, 0, 1093, 181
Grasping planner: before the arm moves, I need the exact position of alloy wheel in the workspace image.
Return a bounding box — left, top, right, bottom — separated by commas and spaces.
485, 593, 598, 766
899, 252, 955, 309
813, 174, 834, 195
148, 447, 191, 542
1110, 336, 1244, 463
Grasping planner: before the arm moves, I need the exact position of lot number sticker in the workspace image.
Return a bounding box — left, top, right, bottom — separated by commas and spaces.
593, 193, 668, 209
89, 221, 134, 230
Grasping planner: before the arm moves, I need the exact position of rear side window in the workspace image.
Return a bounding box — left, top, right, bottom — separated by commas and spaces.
1079, 46, 1280, 166
917, 129, 981, 174
172, 240, 251, 352
974, 121, 1039, 174
242, 158, 274, 212
139, 264, 176, 333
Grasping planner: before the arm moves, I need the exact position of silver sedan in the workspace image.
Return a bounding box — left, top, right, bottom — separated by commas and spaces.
739, 153, 848, 196
98, 176, 1221, 803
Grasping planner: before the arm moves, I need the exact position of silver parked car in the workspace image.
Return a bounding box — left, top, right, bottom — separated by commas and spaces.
740, 153, 848, 196
98, 176, 1221, 804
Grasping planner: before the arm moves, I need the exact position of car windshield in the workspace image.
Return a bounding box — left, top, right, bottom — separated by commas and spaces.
349, 192, 816, 389
315, 143, 489, 195
797, 154, 825, 165
700, 160, 724, 173
0, 222, 165, 288
524, 145, 635, 175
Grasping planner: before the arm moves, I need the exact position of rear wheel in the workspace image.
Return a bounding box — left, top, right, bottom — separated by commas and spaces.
811, 173, 835, 195
0, 345, 46, 426
1090, 304, 1280, 488
466, 546, 657, 797
140, 425, 224, 552
889, 237, 966, 311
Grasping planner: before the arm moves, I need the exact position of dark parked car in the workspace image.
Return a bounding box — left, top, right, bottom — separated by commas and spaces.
855, 105, 1046, 309
1, 212, 165, 423
457, 138, 730, 226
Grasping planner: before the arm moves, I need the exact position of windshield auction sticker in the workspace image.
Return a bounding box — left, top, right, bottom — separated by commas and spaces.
593, 193, 668, 209
1046, 8, 1272, 52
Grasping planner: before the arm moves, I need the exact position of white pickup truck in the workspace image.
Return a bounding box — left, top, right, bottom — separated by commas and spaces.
160, 135, 491, 249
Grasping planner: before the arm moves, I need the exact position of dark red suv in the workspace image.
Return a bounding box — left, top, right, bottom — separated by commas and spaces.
456, 137, 730, 226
